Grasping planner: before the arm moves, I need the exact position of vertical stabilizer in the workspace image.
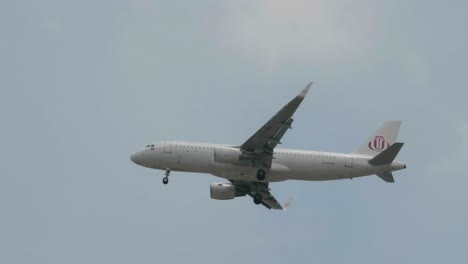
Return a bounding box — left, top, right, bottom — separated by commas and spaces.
353, 121, 402, 157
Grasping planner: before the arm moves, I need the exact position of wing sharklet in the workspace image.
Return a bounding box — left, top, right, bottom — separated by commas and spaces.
299, 82, 313, 98
282, 197, 294, 210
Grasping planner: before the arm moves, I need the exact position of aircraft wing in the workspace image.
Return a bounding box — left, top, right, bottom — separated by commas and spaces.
240, 83, 312, 168
231, 180, 291, 210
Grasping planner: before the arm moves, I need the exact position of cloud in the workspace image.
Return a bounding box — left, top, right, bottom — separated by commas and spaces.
401, 53, 431, 84
40, 18, 64, 34
418, 123, 468, 224
460, 124, 468, 161
224, 0, 384, 67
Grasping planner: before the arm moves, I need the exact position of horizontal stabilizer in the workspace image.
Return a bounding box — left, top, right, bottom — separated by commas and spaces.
377, 172, 395, 183
369, 143, 404, 165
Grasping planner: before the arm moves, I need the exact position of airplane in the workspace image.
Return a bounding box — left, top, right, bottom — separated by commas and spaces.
130, 83, 406, 210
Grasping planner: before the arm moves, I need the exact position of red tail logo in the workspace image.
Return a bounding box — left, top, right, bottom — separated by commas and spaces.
368, 136, 390, 152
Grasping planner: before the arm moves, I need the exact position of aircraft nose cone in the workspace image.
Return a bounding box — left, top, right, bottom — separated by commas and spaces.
130, 152, 140, 164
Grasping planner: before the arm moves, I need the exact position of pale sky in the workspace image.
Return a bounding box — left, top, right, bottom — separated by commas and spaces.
1, 1, 467, 263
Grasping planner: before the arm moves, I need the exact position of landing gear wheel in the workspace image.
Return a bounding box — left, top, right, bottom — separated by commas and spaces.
162, 169, 170, 185
253, 193, 263, 205
256, 169, 266, 181
162, 177, 169, 185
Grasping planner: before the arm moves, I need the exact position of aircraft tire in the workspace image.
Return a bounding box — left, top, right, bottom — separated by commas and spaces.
256, 169, 266, 181
253, 193, 262, 205
162, 177, 169, 185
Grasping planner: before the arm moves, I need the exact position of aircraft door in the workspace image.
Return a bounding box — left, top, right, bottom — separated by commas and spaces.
164, 142, 173, 153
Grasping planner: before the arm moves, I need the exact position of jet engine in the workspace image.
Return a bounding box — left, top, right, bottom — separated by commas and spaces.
214, 147, 253, 165
210, 183, 236, 200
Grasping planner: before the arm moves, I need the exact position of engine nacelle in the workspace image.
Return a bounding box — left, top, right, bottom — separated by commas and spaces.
210, 183, 236, 200
214, 147, 242, 164
214, 147, 253, 165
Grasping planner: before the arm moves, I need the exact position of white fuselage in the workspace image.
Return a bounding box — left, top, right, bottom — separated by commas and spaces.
131, 141, 406, 182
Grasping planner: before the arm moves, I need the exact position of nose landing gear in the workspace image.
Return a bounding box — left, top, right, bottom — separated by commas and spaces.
162, 169, 170, 185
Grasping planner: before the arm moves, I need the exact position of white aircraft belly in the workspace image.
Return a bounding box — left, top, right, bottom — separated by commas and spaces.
278, 155, 353, 181
208, 160, 291, 182
164, 149, 212, 173
155, 144, 397, 183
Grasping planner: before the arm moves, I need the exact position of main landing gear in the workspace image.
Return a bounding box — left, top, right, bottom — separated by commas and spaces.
162, 169, 170, 185
253, 193, 263, 205
256, 169, 266, 181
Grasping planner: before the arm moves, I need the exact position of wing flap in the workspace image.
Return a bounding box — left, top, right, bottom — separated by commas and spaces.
256, 189, 284, 210
233, 180, 288, 210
